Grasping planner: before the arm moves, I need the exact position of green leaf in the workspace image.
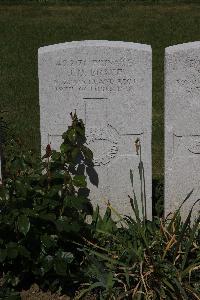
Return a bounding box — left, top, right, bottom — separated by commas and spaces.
173, 206, 193, 261
60, 143, 71, 153
0, 248, 7, 262
63, 195, 89, 210
174, 278, 188, 300
41, 234, 57, 250
72, 147, 80, 160
18, 246, 30, 258
54, 259, 67, 275
51, 170, 65, 180
55, 216, 69, 232
63, 195, 76, 207
6, 242, 18, 259
76, 123, 85, 137
15, 180, 27, 197
82, 145, 93, 161
55, 216, 80, 233
167, 189, 193, 231
130, 169, 133, 187
67, 128, 77, 143
50, 150, 61, 161
56, 250, 74, 264
106, 272, 114, 290
53, 251, 73, 276
39, 213, 56, 222
40, 255, 54, 274
163, 278, 175, 292
17, 215, 30, 236
73, 175, 87, 187
181, 217, 200, 270
85, 248, 126, 267
181, 262, 200, 279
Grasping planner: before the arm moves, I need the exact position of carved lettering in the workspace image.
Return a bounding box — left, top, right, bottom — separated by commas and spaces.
56, 57, 134, 68
54, 56, 136, 93
55, 77, 135, 93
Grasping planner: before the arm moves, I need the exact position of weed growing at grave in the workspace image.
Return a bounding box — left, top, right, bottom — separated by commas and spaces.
76, 196, 200, 299
76, 140, 200, 300
0, 112, 97, 297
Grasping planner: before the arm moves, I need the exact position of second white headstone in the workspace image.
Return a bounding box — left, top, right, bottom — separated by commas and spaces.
165, 42, 200, 220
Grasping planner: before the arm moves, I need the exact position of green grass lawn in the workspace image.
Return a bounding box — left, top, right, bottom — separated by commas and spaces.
0, 2, 200, 179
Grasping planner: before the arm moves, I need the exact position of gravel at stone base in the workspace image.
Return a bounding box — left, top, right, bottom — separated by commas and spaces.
20, 284, 98, 300
1, 279, 97, 299
20, 284, 70, 300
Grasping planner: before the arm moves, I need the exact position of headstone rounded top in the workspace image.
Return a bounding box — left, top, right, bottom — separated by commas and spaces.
38, 39, 152, 219
38, 40, 151, 55
165, 41, 200, 54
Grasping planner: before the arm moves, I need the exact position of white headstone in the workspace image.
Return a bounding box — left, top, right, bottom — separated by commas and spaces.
165, 42, 200, 220
38, 40, 152, 219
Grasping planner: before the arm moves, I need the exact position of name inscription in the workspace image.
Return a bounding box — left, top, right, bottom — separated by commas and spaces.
54, 57, 136, 93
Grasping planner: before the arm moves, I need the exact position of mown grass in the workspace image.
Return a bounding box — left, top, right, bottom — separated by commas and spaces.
0, 2, 200, 179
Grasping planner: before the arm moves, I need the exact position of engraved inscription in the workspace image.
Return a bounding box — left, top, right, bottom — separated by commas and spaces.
54, 57, 136, 93
55, 78, 135, 92
56, 58, 135, 67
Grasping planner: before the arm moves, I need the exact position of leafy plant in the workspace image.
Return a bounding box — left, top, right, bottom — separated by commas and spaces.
0, 110, 8, 182
1, 113, 199, 299
0, 112, 97, 295
77, 198, 199, 299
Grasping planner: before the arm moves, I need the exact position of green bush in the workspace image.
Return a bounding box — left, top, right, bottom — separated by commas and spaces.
0, 113, 199, 299
0, 112, 97, 296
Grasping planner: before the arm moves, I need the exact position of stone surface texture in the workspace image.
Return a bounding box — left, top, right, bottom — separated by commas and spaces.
165, 42, 200, 220
38, 40, 152, 218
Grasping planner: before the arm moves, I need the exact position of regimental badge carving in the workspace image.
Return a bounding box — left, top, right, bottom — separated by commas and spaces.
173, 134, 200, 156
86, 125, 119, 166
84, 97, 143, 167
188, 138, 200, 154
